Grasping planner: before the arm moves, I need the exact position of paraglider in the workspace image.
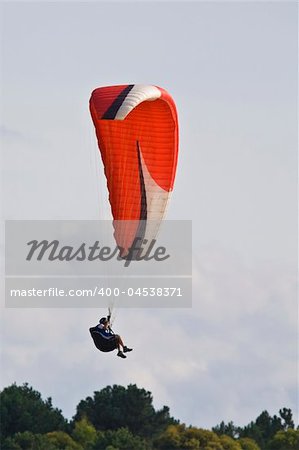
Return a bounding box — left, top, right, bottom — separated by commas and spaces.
89, 313, 133, 359
89, 84, 179, 356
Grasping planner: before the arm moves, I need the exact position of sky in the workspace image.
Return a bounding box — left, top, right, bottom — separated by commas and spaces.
0, 0, 298, 429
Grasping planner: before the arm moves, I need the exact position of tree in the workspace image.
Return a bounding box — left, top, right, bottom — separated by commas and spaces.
238, 437, 260, 450
219, 435, 242, 450
268, 429, 299, 450
72, 417, 97, 449
2, 431, 58, 450
0, 383, 67, 446
154, 424, 183, 449
154, 423, 224, 450
46, 431, 83, 450
93, 427, 149, 450
255, 411, 273, 444
213, 421, 239, 438
73, 384, 175, 438
279, 408, 294, 430
237, 408, 295, 450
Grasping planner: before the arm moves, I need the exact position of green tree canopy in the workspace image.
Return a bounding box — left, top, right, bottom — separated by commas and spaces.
268, 429, 299, 450
213, 421, 239, 438
154, 423, 228, 449
238, 437, 260, 450
0, 382, 295, 450
46, 431, 83, 450
73, 384, 175, 438
93, 427, 149, 450
279, 408, 295, 430
72, 417, 97, 449
238, 408, 295, 449
219, 435, 242, 450
0, 383, 67, 446
2, 431, 59, 450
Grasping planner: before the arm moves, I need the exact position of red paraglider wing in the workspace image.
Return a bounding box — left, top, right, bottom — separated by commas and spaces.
90, 84, 178, 253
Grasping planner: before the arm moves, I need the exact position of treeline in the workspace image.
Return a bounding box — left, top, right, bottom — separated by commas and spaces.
0, 383, 298, 450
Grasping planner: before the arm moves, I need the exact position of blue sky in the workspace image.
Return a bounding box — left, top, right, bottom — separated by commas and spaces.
1, 1, 297, 428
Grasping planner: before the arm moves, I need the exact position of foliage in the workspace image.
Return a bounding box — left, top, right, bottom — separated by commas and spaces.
93, 427, 149, 450
214, 408, 296, 450
213, 421, 239, 438
0, 383, 67, 447
154, 423, 227, 449
2, 431, 59, 450
238, 408, 295, 449
238, 437, 261, 450
2, 430, 83, 450
278, 408, 295, 430
46, 431, 83, 450
267, 429, 299, 450
73, 384, 175, 438
72, 416, 97, 449
219, 434, 242, 449
0, 382, 296, 450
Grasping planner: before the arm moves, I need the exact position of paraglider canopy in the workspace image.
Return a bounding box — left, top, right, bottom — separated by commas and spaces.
89, 84, 179, 255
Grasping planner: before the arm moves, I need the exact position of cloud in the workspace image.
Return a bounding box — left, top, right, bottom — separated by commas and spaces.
0, 125, 26, 141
